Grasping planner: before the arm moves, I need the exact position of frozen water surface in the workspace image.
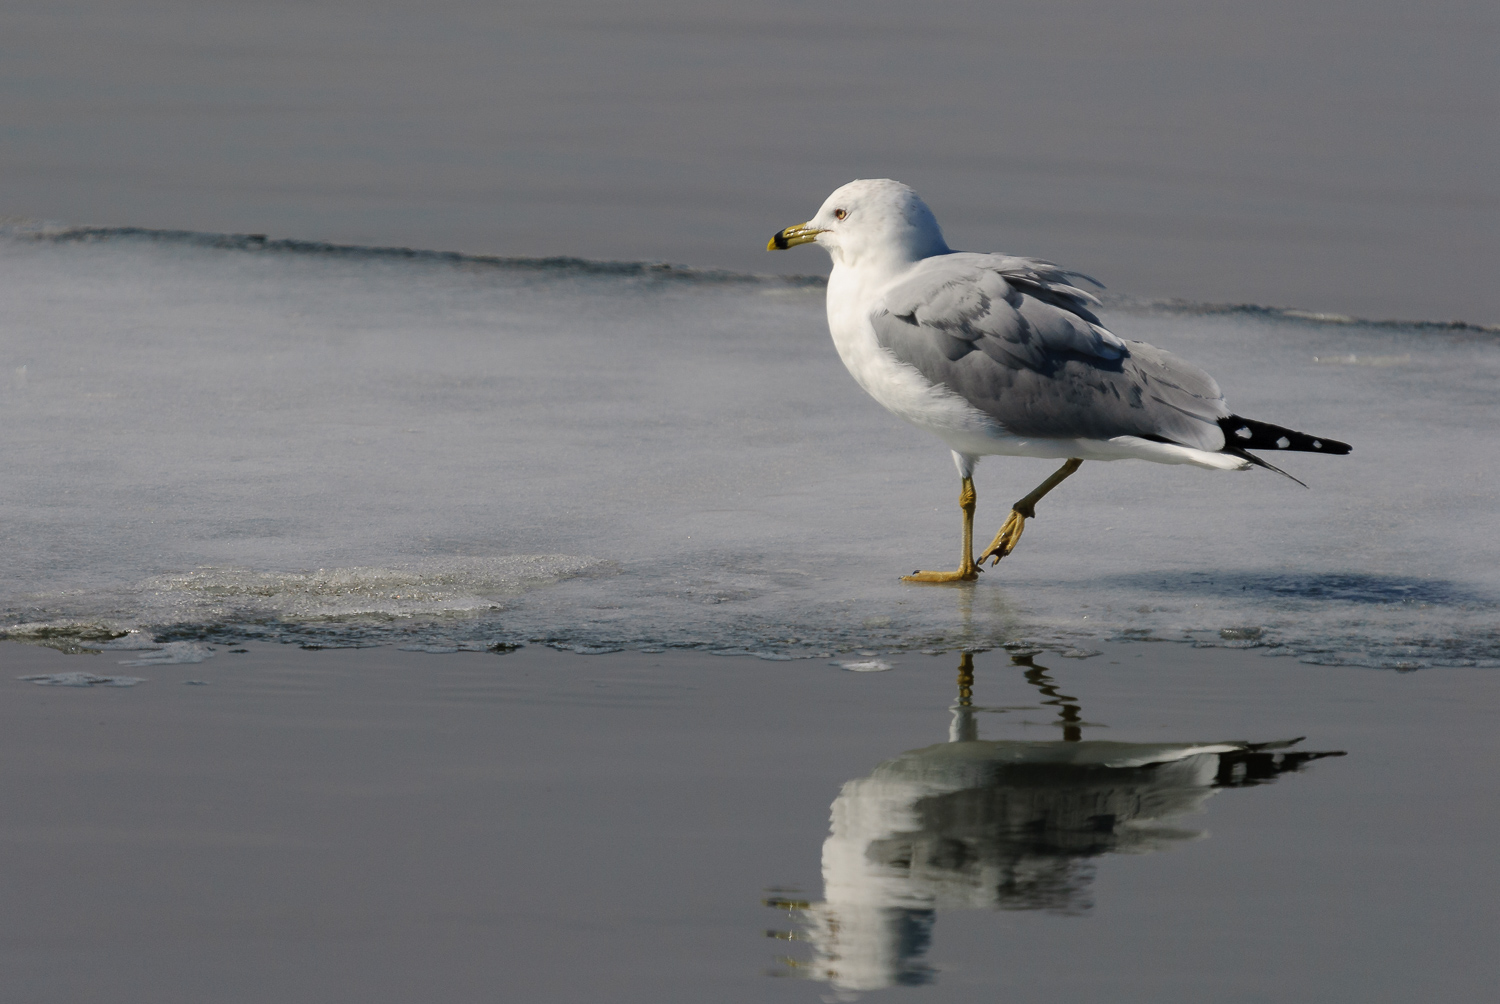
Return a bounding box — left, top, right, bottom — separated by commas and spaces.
2, 229, 1496, 666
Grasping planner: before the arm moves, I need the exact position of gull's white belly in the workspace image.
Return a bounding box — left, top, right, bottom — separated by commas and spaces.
827, 310, 1003, 451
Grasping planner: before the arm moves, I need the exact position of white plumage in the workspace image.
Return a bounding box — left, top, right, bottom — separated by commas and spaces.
769, 179, 1349, 579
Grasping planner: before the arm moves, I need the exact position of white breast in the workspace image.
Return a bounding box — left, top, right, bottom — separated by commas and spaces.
824, 266, 1003, 454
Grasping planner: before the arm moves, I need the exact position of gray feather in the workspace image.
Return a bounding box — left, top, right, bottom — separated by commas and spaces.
874, 253, 1228, 450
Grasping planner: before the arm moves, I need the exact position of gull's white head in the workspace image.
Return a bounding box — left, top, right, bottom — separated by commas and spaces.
768, 179, 951, 270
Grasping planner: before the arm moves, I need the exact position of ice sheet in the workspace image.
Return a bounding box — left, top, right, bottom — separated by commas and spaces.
2, 229, 1496, 666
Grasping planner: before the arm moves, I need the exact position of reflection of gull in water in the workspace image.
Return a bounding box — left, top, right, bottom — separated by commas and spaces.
767, 653, 1343, 993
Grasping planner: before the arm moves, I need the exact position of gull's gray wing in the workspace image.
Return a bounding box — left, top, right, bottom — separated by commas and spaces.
874, 253, 1228, 450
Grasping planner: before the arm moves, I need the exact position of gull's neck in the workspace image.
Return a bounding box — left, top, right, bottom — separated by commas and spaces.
827, 246, 946, 302
826, 225, 951, 292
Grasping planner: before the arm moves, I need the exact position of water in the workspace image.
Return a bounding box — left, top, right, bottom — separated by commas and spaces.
5, 641, 1496, 1003
3, 229, 1496, 667
4, 1, 1496, 324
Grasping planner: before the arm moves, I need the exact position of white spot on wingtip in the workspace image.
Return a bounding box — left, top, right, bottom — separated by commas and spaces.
1235, 426, 1252, 439
1312, 439, 1323, 448
1276, 436, 1291, 448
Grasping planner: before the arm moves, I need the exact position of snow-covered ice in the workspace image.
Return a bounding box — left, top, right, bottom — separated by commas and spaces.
2, 228, 1496, 666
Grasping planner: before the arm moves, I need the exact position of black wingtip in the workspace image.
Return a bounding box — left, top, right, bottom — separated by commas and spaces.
1218, 416, 1351, 455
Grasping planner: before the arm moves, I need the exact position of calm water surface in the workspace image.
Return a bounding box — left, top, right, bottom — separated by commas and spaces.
3, 641, 1496, 1002
3, 0, 1496, 322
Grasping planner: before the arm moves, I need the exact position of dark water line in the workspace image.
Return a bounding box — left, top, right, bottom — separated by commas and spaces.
3, 224, 824, 288
8, 223, 1498, 333
1110, 296, 1500, 335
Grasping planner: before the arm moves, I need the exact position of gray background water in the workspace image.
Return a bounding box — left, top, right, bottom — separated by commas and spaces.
3, 0, 1496, 324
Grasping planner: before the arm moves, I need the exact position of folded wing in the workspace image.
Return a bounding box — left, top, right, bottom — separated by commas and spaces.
874, 253, 1229, 451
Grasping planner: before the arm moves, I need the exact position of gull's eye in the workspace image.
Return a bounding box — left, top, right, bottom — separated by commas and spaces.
834, 208, 848, 221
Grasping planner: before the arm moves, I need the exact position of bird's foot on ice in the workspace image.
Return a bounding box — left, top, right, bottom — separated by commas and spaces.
902, 561, 980, 584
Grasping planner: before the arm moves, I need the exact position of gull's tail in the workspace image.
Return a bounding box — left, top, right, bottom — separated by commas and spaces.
1217, 416, 1351, 486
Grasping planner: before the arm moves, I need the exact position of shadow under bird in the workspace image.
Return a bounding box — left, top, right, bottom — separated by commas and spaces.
769, 179, 1351, 582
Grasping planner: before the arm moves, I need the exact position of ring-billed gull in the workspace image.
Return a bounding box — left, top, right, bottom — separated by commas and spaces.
769, 179, 1350, 582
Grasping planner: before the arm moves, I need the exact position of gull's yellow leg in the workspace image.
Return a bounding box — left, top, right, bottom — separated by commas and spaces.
903, 477, 980, 583
978, 458, 1083, 566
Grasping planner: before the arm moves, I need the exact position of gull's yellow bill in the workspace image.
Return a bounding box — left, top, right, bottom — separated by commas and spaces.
767, 223, 825, 251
